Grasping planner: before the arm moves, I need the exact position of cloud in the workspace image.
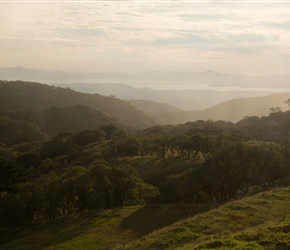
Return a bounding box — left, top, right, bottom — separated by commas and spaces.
255, 20, 290, 30
150, 31, 279, 56
0, 1, 290, 75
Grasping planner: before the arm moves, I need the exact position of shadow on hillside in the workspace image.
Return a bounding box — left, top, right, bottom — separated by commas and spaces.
6, 210, 98, 249
118, 203, 217, 237
43, 212, 96, 246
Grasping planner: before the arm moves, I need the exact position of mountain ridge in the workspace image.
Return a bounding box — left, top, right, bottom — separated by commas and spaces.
0, 80, 155, 131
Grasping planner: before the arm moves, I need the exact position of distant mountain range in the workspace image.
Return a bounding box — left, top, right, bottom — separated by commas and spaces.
2, 66, 289, 111
1, 74, 290, 128
1, 66, 290, 90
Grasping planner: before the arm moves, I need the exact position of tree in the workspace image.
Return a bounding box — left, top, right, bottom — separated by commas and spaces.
0, 157, 25, 193
199, 141, 287, 202
0, 116, 47, 146
35, 172, 62, 219
60, 166, 94, 212
117, 136, 142, 157
246, 141, 286, 188
89, 163, 157, 208
89, 161, 112, 209
284, 98, 290, 109
0, 192, 26, 236
269, 106, 282, 114
18, 181, 43, 223
109, 165, 140, 207
40, 133, 77, 161
72, 129, 105, 146
100, 124, 124, 139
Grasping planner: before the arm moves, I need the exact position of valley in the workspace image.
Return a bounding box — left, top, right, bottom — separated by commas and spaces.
1, 80, 290, 250
2, 1, 290, 249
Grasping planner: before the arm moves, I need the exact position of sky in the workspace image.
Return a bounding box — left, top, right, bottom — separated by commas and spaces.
1, 0, 290, 76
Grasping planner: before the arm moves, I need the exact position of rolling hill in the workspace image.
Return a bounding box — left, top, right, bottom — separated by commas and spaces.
0, 80, 155, 131
128, 99, 182, 116
30, 105, 118, 136
51, 83, 290, 124
144, 93, 290, 125
1, 80, 289, 130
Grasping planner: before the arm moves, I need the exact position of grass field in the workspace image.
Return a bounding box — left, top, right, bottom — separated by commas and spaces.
2, 187, 290, 250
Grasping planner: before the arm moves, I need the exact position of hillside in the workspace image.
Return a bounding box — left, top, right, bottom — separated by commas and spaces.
128, 100, 182, 116
10, 81, 287, 126
0, 204, 200, 250
0, 80, 155, 130
122, 186, 290, 250
148, 93, 290, 124
2, 187, 290, 249
1, 100, 290, 249
30, 105, 118, 136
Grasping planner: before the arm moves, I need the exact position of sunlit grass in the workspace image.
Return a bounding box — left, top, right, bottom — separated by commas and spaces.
122, 187, 290, 250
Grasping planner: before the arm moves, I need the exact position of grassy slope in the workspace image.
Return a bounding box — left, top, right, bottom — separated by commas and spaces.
3, 187, 290, 250
0, 204, 202, 250
122, 187, 290, 250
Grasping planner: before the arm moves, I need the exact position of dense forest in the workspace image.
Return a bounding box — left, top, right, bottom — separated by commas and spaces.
1, 80, 290, 248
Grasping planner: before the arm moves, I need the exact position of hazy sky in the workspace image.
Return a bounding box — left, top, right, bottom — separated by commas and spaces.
1, 1, 290, 75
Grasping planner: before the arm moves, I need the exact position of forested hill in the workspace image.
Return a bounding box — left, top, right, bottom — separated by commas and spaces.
0, 80, 155, 131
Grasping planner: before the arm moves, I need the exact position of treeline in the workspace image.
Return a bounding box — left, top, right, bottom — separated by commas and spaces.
0, 125, 160, 238
160, 140, 288, 204
141, 108, 290, 145
1, 163, 158, 231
